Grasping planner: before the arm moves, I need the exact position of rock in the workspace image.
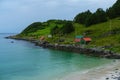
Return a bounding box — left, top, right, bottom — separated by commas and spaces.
115, 69, 119, 70
11, 41, 14, 43
118, 77, 120, 80
106, 77, 109, 80
115, 71, 118, 73
113, 60, 116, 62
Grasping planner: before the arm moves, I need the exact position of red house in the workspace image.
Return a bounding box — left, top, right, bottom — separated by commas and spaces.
74, 35, 92, 44
83, 37, 92, 42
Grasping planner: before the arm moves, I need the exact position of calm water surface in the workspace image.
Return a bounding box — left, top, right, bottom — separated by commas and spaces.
0, 34, 111, 80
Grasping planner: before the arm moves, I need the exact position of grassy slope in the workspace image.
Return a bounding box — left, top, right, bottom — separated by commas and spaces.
20, 18, 120, 53
73, 18, 120, 53
74, 18, 120, 45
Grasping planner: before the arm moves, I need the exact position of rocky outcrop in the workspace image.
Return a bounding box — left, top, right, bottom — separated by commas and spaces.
34, 40, 120, 59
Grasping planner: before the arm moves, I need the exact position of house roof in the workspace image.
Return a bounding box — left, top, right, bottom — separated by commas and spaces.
75, 35, 83, 38
40, 36, 45, 40
83, 37, 92, 42
74, 38, 81, 42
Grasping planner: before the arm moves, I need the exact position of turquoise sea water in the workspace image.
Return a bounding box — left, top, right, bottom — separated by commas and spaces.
0, 34, 111, 80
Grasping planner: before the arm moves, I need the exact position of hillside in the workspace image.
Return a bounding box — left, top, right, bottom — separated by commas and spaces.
16, 18, 120, 53
16, 0, 120, 53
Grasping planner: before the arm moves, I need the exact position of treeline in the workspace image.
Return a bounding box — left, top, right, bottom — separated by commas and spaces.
74, 0, 120, 26
74, 9, 107, 26
106, 0, 120, 19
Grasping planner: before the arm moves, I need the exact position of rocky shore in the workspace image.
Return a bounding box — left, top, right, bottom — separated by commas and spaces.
105, 68, 120, 80
5, 36, 120, 59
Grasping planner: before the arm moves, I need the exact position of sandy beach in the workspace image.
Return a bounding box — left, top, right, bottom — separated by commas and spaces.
58, 60, 120, 80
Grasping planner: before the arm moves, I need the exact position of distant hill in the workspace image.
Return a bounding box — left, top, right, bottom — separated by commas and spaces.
17, 0, 120, 53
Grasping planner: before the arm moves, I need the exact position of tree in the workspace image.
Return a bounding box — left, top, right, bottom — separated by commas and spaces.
85, 8, 107, 26
112, 0, 120, 17
74, 10, 92, 25
85, 13, 96, 26
61, 21, 74, 34
95, 8, 107, 23
106, 0, 120, 19
50, 25, 59, 35
106, 7, 116, 19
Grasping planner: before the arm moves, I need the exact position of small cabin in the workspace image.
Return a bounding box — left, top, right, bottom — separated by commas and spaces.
40, 36, 45, 41
74, 35, 83, 42
74, 35, 91, 44
48, 34, 52, 38
82, 37, 92, 44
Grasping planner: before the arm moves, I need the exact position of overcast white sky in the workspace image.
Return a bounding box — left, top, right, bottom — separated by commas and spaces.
0, 0, 117, 33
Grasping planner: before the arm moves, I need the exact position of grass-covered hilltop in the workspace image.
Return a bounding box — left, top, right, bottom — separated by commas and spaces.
15, 0, 120, 53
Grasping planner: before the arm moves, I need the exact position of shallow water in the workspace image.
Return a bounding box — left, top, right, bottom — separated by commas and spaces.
0, 34, 112, 80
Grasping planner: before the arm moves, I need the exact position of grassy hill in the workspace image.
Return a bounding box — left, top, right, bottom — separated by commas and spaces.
72, 18, 120, 53
15, 0, 120, 53
17, 18, 120, 53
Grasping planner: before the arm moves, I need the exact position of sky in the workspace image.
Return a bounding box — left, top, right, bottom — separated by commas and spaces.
0, 0, 117, 33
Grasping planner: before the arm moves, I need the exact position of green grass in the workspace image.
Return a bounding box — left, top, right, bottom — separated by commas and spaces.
32, 27, 51, 37
19, 18, 120, 53
68, 18, 120, 53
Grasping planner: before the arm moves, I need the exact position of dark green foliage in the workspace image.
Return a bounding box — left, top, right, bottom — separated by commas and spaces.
95, 8, 107, 23
86, 8, 107, 26
74, 8, 107, 26
106, 8, 116, 19
50, 25, 59, 35
85, 14, 96, 26
74, 10, 92, 24
50, 21, 74, 35
21, 22, 44, 34
74, 0, 120, 26
61, 21, 74, 34
106, 0, 120, 19
111, 0, 120, 17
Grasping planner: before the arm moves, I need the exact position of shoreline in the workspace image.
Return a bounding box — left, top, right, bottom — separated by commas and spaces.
5, 36, 120, 59
58, 60, 120, 80
5, 36, 120, 80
